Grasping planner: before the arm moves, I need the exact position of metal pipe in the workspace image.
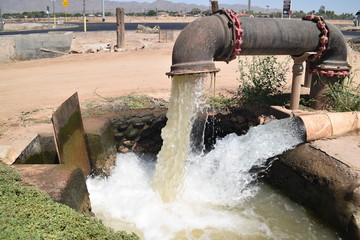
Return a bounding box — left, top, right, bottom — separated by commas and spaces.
298, 112, 360, 141
168, 12, 349, 77
290, 57, 305, 110
309, 22, 350, 72
303, 62, 312, 88
167, 13, 233, 76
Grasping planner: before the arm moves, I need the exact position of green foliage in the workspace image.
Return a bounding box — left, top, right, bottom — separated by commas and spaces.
208, 95, 236, 111
201, 10, 212, 16
146, 10, 157, 17
236, 56, 290, 107
325, 72, 360, 112
0, 163, 139, 240
189, 8, 202, 15
104, 95, 149, 109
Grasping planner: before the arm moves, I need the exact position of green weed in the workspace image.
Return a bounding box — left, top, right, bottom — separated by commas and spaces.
325, 71, 360, 112
236, 56, 290, 107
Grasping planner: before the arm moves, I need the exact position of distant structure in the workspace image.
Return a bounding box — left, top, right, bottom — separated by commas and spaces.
355, 10, 360, 27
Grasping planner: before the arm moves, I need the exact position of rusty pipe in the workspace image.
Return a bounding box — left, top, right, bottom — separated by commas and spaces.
167, 12, 350, 76
298, 112, 360, 141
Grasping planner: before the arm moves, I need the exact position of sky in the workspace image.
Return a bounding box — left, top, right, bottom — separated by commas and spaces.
114, 0, 359, 14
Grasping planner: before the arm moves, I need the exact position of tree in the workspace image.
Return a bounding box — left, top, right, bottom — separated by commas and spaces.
202, 10, 211, 16
190, 8, 201, 16
146, 10, 157, 16
318, 5, 325, 14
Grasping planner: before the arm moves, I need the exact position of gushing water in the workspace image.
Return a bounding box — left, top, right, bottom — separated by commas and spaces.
87, 75, 339, 239
152, 75, 208, 202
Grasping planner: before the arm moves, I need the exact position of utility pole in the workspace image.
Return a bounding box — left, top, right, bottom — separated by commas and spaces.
248, 0, 251, 13
52, 0, 56, 25
101, 0, 105, 22
83, 0, 86, 32
0, 8, 3, 31
116, 8, 125, 49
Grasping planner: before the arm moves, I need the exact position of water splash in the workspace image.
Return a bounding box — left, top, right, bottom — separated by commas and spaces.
183, 117, 306, 207
87, 118, 338, 239
86, 74, 338, 239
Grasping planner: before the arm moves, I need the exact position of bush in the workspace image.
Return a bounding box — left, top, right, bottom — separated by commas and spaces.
325, 71, 360, 112
236, 56, 290, 107
0, 163, 139, 240
208, 95, 236, 111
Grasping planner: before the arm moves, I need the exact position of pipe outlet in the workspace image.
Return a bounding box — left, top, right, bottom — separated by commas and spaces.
167, 12, 234, 76
298, 112, 360, 141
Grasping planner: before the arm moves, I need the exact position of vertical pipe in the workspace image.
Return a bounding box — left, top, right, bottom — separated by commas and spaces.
309, 75, 340, 110
116, 8, 125, 49
211, 1, 219, 13
290, 58, 304, 110
303, 62, 312, 88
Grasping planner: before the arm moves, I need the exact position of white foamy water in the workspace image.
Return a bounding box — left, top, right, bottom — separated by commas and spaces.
87, 118, 339, 240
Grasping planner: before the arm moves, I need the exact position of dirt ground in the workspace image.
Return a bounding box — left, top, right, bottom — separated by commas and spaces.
0, 25, 360, 161
0, 29, 242, 158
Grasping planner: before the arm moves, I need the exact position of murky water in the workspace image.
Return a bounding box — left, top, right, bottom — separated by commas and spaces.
87, 75, 340, 239
152, 75, 208, 202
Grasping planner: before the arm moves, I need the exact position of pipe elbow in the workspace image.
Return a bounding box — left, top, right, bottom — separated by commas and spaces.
311, 22, 350, 72
167, 13, 234, 76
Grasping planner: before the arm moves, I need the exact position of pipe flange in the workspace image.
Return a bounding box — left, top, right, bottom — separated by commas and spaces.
212, 9, 244, 62
308, 68, 350, 77
302, 15, 329, 62
227, 10, 243, 61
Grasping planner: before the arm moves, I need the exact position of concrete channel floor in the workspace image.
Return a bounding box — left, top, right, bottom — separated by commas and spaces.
311, 135, 360, 169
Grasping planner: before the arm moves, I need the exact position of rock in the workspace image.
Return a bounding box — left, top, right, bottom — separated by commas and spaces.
133, 122, 145, 129
125, 127, 140, 140
236, 116, 246, 124
248, 121, 257, 128
122, 140, 134, 148
264, 115, 275, 124
257, 115, 266, 125
118, 146, 129, 153
114, 132, 124, 141
85, 48, 94, 54
117, 124, 129, 132
230, 117, 237, 123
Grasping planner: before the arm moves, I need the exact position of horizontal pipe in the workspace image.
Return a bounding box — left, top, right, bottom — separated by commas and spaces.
168, 12, 350, 76
239, 18, 320, 56
298, 112, 360, 141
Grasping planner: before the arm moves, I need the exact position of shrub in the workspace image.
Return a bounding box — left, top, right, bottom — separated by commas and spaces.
325, 71, 360, 112
236, 56, 290, 107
